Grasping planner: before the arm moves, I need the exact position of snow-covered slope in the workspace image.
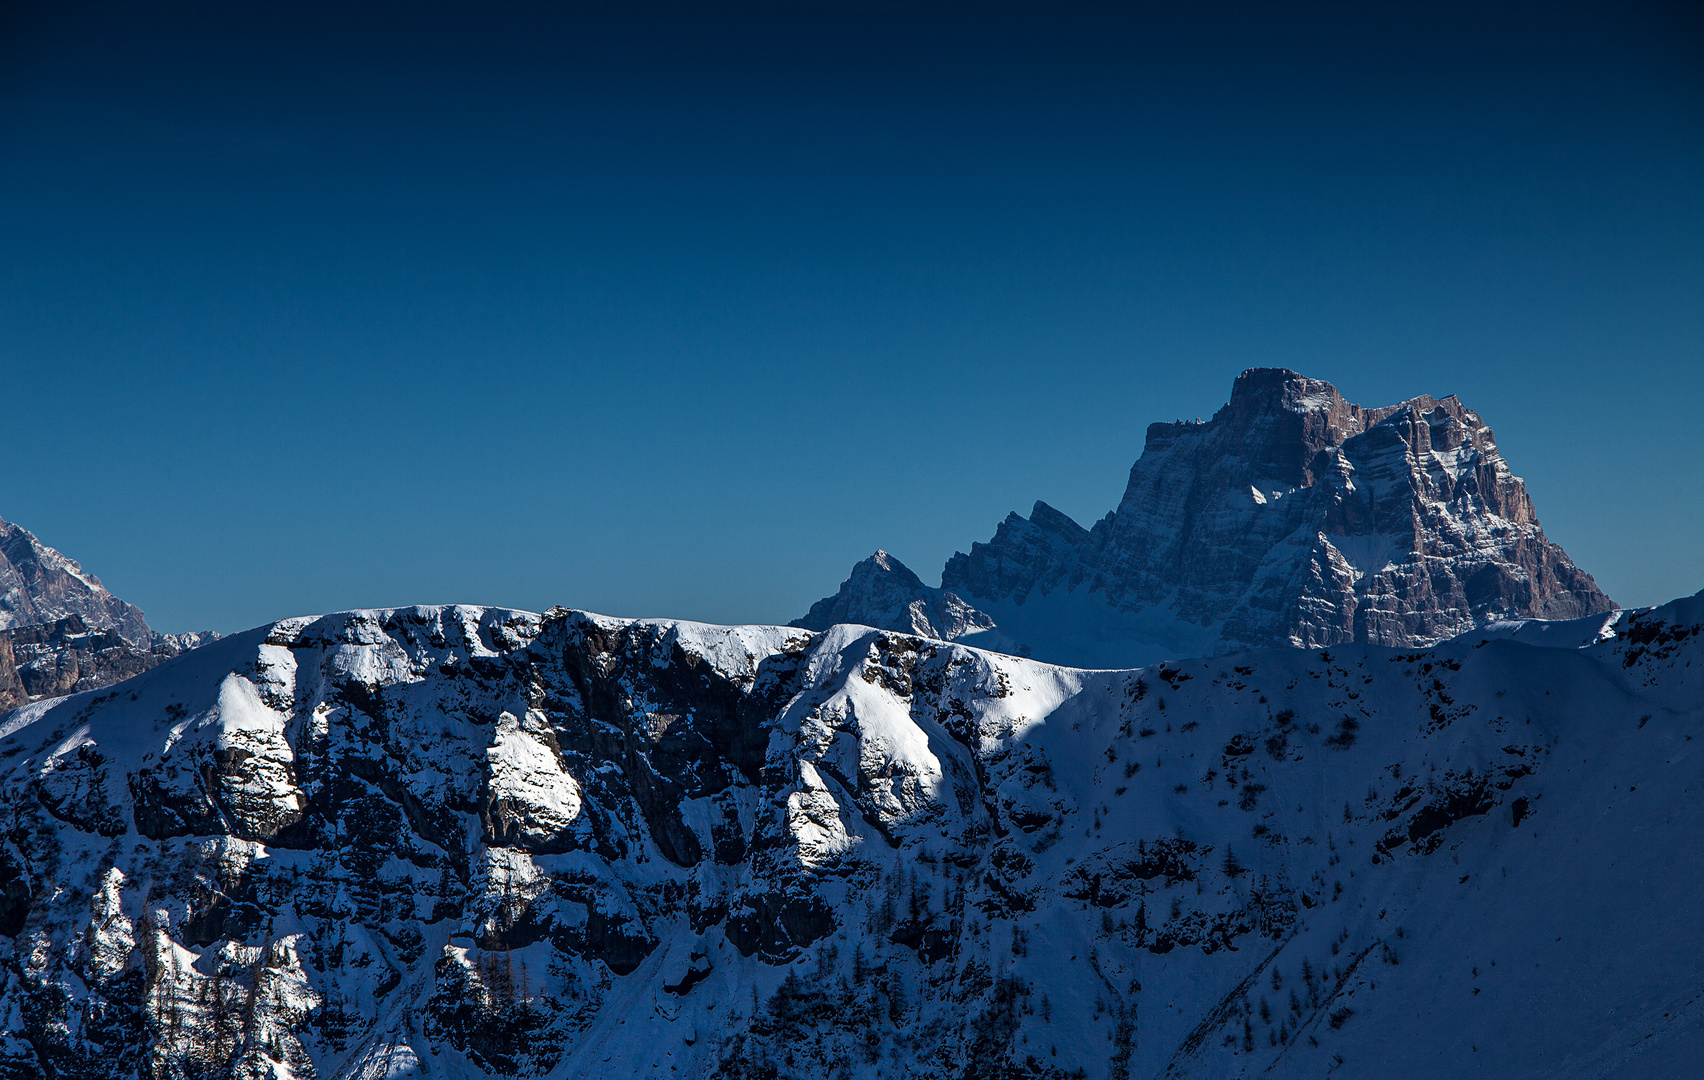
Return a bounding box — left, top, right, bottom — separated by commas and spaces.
0, 591, 1696, 1079
800, 369, 1614, 667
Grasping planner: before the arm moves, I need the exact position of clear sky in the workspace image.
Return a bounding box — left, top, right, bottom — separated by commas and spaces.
1, 1, 1699, 634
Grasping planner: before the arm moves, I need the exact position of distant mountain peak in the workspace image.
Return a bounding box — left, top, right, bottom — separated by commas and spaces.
0, 515, 217, 707
791, 549, 994, 641
0, 516, 153, 645
801, 368, 1613, 665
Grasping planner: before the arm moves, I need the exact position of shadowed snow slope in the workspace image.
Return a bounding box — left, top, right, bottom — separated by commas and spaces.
0, 593, 1697, 1079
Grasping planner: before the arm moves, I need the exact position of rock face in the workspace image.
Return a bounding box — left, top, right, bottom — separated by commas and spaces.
0, 516, 218, 703
805, 369, 1614, 666
0, 596, 1697, 1080
0, 517, 153, 645
792, 550, 994, 640
2, 616, 213, 703
0, 635, 23, 711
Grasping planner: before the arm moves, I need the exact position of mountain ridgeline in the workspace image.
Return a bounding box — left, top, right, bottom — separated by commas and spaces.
795, 369, 1612, 667
0, 370, 1695, 1080
0, 596, 1697, 1080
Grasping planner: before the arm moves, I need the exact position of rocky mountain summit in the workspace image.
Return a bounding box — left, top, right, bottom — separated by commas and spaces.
0, 518, 153, 644
0, 592, 1697, 1080
799, 369, 1613, 667
0, 516, 217, 709
793, 551, 994, 642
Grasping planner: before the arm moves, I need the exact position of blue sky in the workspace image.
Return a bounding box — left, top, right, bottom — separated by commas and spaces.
1, 1, 1699, 633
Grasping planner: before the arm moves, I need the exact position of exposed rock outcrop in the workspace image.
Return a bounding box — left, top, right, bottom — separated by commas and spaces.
0, 635, 23, 711
2, 615, 211, 701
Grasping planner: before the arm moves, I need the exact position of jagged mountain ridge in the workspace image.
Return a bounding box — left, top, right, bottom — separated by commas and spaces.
1, 616, 219, 709
797, 369, 1613, 667
0, 516, 217, 709
793, 551, 993, 643
0, 591, 1697, 1079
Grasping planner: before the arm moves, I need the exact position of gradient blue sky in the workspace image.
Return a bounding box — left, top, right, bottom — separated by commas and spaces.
1, 1, 1699, 634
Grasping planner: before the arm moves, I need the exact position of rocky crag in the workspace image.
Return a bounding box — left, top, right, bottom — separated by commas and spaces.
0, 518, 153, 644
0, 593, 1697, 1079
1, 616, 216, 708
797, 369, 1613, 667
793, 551, 993, 643
0, 517, 216, 708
